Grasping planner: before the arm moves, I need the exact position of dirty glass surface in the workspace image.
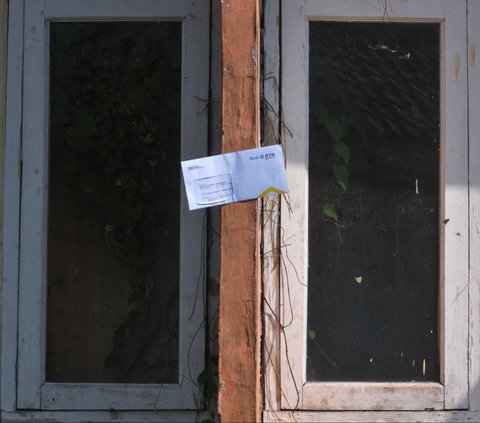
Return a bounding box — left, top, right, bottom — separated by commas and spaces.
47, 22, 181, 383
307, 22, 440, 382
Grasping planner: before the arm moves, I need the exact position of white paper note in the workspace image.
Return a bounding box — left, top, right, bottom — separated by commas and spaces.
181, 145, 289, 210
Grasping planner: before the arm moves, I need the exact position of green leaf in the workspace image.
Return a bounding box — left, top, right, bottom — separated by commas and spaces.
308, 330, 316, 340
197, 369, 208, 386
356, 351, 370, 370
66, 134, 90, 152
131, 203, 142, 221
113, 337, 125, 351
60, 157, 78, 175
322, 204, 338, 221
112, 322, 127, 348
129, 275, 143, 290
333, 164, 349, 191
104, 353, 118, 368
128, 310, 140, 324
326, 118, 347, 143
128, 292, 139, 304
152, 359, 169, 369
104, 352, 125, 369
208, 278, 220, 297
113, 322, 127, 339
135, 360, 152, 374
313, 103, 329, 125
75, 111, 97, 137
334, 142, 350, 165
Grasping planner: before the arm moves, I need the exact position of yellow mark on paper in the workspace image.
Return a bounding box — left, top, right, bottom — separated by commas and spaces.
259, 186, 286, 198
454, 53, 461, 79
355, 276, 363, 284
471, 44, 477, 65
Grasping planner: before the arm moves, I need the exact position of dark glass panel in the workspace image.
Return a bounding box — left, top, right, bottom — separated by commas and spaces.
308, 22, 440, 382
47, 22, 182, 383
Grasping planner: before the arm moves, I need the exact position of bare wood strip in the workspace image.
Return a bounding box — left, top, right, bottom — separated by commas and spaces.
218, 1, 262, 422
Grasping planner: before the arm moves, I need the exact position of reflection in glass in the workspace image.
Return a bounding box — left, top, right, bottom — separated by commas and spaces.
47, 22, 182, 383
308, 22, 440, 382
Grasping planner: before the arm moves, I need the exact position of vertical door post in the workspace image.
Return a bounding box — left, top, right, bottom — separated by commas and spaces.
218, 0, 262, 421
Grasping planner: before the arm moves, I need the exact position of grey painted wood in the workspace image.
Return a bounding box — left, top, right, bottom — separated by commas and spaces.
1, 410, 206, 422
10, 0, 209, 412
468, 0, 480, 412
1, 0, 25, 412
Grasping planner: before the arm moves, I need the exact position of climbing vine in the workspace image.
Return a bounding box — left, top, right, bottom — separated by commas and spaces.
312, 102, 351, 222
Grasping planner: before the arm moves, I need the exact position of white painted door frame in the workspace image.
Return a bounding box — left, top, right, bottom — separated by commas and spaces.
269, 0, 474, 414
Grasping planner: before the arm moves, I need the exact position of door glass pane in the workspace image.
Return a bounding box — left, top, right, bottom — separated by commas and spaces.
307, 22, 440, 382
47, 22, 182, 383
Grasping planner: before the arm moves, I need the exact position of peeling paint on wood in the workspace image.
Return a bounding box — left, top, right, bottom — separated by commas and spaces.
302, 382, 444, 411
264, 410, 480, 422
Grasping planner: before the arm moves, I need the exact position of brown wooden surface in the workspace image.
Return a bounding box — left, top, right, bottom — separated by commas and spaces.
218, 0, 261, 421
